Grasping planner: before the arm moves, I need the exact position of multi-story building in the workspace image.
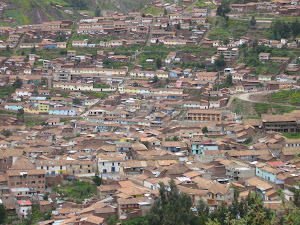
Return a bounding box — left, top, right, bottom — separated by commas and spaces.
6, 169, 46, 195
186, 110, 222, 121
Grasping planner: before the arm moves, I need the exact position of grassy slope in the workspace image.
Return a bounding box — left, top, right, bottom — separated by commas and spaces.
2, 0, 73, 25
1, 0, 149, 25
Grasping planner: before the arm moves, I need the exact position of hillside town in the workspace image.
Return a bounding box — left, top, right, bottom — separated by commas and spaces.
0, 0, 300, 224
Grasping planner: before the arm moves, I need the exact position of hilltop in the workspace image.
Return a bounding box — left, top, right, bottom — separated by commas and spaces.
1, 0, 148, 25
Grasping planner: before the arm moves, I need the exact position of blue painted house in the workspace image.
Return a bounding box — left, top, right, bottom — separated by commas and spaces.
45, 43, 57, 49
255, 164, 280, 183
4, 103, 23, 111
191, 140, 218, 155
49, 107, 77, 116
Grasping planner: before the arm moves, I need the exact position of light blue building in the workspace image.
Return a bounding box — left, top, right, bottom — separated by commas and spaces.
49, 108, 76, 116
4, 104, 23, 111
191, 140, 218, 155
255, 165, 279, 183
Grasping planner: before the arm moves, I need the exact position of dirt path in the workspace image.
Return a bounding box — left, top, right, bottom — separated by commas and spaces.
237, 90, 300, 108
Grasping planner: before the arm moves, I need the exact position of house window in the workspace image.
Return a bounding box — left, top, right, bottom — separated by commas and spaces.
60, 166, 62, 170
102, 162, 105, 166
112, 162, 114, 166
3, 159, 7, 163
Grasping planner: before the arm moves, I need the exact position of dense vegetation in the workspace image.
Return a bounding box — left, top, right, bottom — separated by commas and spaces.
268, 90, 300, 106
122, 180, 300, 225
240, 44, 293, 75
53, 180, 97, 203
266, 19, 300, 40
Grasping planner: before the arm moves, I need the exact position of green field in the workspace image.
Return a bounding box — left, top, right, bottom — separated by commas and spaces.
282, 132, 300, 139
209, 17, 249, 41
268, 90, 300, 106
53, 180, 97, 203
231, 98, 298, 117
253, 102, 297, 116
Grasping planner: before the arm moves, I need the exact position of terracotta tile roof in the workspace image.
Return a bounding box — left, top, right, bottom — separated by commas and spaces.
245, 177, 272, 191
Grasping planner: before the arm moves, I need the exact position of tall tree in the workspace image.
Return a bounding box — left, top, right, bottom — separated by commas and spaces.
0, 204, 6, 224
95, 7, 101, 17
148, 179, 195, 225
13, 76, 23, 88
17, 108, 25, 122
92, 175, 102, 186
225, 74, 233, 87
156, 58, 162, 69
217, 1, 231, 19
202, 126, 208, 134
214, 54, 226, 71
250, 16, 256, 27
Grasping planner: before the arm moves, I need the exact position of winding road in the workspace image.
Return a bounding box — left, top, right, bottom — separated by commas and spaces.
224, 88, 300, 109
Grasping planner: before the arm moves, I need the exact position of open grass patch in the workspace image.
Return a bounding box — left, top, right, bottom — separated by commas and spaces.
282, 132, 300, 139
82, 91, 108, 99
25, 120, 46, 127
53, 180, 97, 203
209, 17, 249, 41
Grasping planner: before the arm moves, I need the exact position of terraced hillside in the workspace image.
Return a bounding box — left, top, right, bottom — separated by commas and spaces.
1, 0, 149, 25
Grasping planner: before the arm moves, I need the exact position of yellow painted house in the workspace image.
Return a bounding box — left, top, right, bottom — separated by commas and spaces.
235, 86, 245, 92
23, 105, 39, 114
38, 101, 50, 113
123, 87, 139, 94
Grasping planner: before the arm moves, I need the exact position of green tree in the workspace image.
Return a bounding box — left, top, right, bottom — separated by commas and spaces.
289, 187, 300, 207
291, 20, 300, 37
33, 89, 39, 96
225, 74, 233, 87
95, 7, 101, 17
156, 58, 162, 69
107, 215, 119, 225
250, 16, 256, 27
5, 45, 9, 51
148, 179, 195, 225
223, 38, 229, 46
2, 129, 12, 137
244, 137, 252, 144
153, 75, 159, 83
173, 136, 179, 141
0, 204, 7, 224
217, 1, 230, 19
24, 209, 34, 225
31, 46, 36, 53
54, 33, 67, 42
92, 175, 102, 186
73, 98, 81, 105
17, 108, 25, 122
214, 54, 226, 71
43, 192, 49, 200
176, 23, 181, 30
202, 126, 208, 134
13, 76, 23, 88
164, 9, 168, 16
68, 0, 87, 9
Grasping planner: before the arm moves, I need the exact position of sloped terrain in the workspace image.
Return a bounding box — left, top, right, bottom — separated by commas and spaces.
1, 0, 148, 25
